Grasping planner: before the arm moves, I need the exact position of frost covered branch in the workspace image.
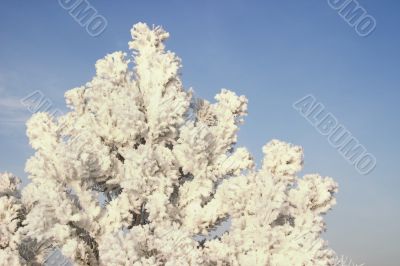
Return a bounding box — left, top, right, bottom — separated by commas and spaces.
1, 23, 340, 266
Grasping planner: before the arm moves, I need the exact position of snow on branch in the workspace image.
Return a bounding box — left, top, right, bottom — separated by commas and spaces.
1, 23, 340, 266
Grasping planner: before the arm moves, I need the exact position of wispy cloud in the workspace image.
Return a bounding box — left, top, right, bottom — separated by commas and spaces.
0, 96, 30, 135
0, 98, 26, 111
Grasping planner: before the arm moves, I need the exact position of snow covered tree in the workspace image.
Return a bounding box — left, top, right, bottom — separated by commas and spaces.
0, 173, 24, 265
0, 23, 339, 265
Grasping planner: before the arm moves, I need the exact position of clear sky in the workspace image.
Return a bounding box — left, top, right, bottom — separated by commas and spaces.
0, 1, 399, 265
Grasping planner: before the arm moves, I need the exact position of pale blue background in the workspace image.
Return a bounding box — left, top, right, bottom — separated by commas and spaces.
0, 1, 399, 265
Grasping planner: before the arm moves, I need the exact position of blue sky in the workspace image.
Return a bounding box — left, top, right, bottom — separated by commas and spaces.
0, 1, 399, 265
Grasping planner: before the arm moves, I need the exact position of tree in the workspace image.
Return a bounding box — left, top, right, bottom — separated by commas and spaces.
0, 23, 339, 266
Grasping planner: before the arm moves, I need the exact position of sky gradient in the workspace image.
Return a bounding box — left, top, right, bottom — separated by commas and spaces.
0, 1, 399, 265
